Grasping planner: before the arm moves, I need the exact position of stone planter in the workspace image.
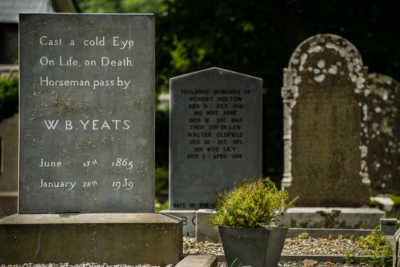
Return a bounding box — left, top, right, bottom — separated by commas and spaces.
219, 225, 287, 267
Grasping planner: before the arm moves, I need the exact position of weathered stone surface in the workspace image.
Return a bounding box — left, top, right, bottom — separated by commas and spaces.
19, 14, 155, 213
170, 67, 262, 210
0, 114, 18, 192
281, 207, 384, 228
0, 213, 183, 264
361, 73, 400, 194
282, 34, 370, 206
0, 192, 17, 218
380, 218, 398, 235
196, 209, 220, 243
0, 114, 18, 217
393, 228, 400, 267
160, 209, 196, 237
175, 255, 217, 267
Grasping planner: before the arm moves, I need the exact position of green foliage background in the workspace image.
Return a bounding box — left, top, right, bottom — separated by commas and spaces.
0, 74, 18, 122
3, 0, 400, 197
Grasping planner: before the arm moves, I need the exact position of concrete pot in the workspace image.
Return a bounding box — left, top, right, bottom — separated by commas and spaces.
219, 225, 287, 267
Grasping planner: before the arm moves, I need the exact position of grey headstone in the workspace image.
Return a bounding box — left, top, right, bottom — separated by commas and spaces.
19, 14, 155, 213
170, 67, 262, 210
282, 34, 370, 206
361, 73, 400, 194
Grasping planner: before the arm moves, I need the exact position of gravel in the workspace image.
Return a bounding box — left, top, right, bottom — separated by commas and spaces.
0, 236, 384, 267
282, 237, 370, 256
183, 236, 381, 267
183, 236, 370, 257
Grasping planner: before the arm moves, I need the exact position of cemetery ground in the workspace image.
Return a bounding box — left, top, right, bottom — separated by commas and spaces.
0, 233, 390, 266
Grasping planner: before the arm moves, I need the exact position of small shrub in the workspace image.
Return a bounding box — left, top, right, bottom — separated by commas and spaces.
298, 232, 310, 239
210, 177, 296, 227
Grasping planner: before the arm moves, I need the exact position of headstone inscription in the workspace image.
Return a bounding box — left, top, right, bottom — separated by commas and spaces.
281, 34, 370, 206
362, 73, 400, 194
169, 67, 262, 210
19, 14, 155, 213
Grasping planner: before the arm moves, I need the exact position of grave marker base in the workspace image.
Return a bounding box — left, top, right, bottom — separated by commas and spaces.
281, 207, 384, 229
160, 209, 196, 237
0, 213, 182, 265
0, 192, 17, 218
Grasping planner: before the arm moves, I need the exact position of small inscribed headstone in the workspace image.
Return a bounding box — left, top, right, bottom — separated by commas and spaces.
282, 34, 370, 206
170, 67, 262, 209
361, 73, 400, 194
19, 14, 155, 213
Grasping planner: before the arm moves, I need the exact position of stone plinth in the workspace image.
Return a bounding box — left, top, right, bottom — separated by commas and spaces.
196, 209, 220, 243
281, 207, 384, 229
160, 209, 196, 237
0, 213, 182, 264
393, 228, 400, 267
0, 192, 17, 218
176, 255, 217, 267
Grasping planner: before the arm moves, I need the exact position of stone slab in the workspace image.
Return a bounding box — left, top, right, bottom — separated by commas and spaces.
286, 228, 373, 238
281, 207, 384, 228
196, 209, 220, 243
0, 192, 17, 218
0, 113, 18, 192
176, 255, 217, 267
160, 209, 196, 237
380, 218, 398, 236
394, 228, 400, 267
19, 14, 155, 213
0, 213, 182, 264
170, 67, 262, 210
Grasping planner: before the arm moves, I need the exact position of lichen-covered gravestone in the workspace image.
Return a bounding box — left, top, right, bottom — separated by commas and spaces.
362, 73, 400, 194
282, 34, 370, 206
19, 14, 155, 213
170, 67, 262, 210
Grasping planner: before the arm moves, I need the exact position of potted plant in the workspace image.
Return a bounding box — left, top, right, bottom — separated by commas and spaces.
211, 177, 296, 267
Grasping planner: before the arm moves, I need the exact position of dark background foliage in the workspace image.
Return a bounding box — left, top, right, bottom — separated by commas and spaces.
2, 0, 400, 196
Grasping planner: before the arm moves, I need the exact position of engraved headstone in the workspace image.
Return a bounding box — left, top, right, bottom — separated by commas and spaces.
282, 34, 370, 206
361, 73, 400, 194
19, 14, 155, 213
170, 67, 262, 210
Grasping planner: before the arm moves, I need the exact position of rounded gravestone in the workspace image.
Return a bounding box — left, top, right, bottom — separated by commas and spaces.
281, 34, 370, 207
362, 73, 400, 194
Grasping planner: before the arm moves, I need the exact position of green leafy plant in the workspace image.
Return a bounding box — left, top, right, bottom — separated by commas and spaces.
0, 73, 19, 122
210, 177, 296, 227
154, 198, 168, 212
345, 227, 393, 266
298, 232, 310, 239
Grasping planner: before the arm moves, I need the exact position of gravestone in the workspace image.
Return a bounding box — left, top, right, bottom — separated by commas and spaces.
170, 67, 263, 209
281, 34, 370, 207
19, 14, 155, 213
0, 14, 183, 265
361, 73, 400, 194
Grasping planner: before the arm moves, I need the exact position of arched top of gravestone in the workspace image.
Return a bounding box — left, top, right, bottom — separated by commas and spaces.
170, 67, 263, 83
286, 34, 365, 91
